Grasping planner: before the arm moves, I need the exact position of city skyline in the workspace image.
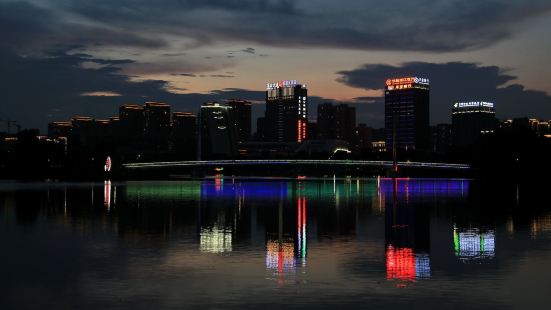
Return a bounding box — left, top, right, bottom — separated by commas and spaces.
1, 1, 551, 132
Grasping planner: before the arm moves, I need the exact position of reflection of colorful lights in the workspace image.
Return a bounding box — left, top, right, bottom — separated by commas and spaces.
266, 240, 296, 273
201, 181, 289, 199
104, 156, 111, 172
125, 181, 201, 200
214, 174, 224, 192
453, 225, 495, 261
200, 227, 232, 253
386, 245, 431, 285
297, 196, 307, 265
386, 245, 415, 283
530, 212, 551, 238
415, 253, 430, 279
380, 179, 469, 196
104, 180, 111, 209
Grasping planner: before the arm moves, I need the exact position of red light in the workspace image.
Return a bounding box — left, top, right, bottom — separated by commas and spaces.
386, 245, 415, 284
297, 120, 302, 143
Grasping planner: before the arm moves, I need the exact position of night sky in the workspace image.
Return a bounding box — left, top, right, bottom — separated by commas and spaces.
1, 0, 551, 132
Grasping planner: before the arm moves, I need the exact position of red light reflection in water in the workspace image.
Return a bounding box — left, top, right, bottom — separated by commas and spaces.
386, 245, 415, 286
104, 180, 111, 209
214, 174, 223, 192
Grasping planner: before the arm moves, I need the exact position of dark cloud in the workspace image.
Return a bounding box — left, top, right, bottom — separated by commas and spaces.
210, 74, 235, 78
0, 49, 258, 131
172, 73, 197, 77
337, 62, 551, 124
161, 53, 187, 57
0, 48, 341, 133
242, 48, 255, 54
0, 1, 165, 51
3, 1, 550, 53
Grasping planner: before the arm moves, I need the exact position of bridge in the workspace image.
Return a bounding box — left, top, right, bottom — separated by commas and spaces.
123, 160, 470, 171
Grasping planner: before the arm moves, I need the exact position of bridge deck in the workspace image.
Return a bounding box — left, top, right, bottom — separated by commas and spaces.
123, 160, 470, 170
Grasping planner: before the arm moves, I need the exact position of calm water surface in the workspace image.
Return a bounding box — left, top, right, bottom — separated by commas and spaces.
1, 178, 551, 309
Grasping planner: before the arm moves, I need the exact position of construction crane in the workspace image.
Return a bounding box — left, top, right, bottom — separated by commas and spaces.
0, 119, 21, 134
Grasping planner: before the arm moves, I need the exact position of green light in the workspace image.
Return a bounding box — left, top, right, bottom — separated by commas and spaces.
453, 226, 460, 256
125, 181, 201, 200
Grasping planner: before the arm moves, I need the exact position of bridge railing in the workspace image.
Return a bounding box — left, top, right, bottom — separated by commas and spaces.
123, 159, 470, 170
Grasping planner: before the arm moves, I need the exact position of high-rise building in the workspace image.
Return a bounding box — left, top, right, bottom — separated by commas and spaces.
452, 101, 496, 146
144, 102, 171, 135
199, 103, 238, 160
352, 123, 373, 152
119, 104, 145, 138
335, 104, 356, 143
431, 123, 452, 154
317, 103, 356, 143
172, 112, 197, 158
317, 103, 336, 139
264, 80, 308, 142
385, 77, 430, 152
255, 117, 266, 141
226, 100, 252, 142
172, 112, 197, 137
144, 102, 171, 150
69, 116, 95, 150
48, 121, 72, 138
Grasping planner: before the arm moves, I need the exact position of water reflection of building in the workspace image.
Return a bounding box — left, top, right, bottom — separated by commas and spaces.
386, 245, 430, 283
266, 239, 296, 273
530, 212, 551, 239
379, 178, 469, 197
384, 178, 432, 285
453, 225, 495, 261
104, 180, 112, 210
265, 191, 308, 285
200, 226, 232, 253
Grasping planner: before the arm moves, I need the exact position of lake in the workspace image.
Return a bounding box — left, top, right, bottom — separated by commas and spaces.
1, 177, 551, 309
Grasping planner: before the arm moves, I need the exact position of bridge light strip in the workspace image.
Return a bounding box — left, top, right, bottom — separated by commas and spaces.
123, 160, 470, 170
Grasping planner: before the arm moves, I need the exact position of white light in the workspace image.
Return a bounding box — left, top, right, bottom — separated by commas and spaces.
455, 101, 494, 108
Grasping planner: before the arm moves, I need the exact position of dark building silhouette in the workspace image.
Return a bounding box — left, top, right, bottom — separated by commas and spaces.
384, 77, 430, 152
264, 80, 308, 142
144, 102, 170, 135
119, 104, 145, 138
307, 121, 318, 140
48, 121, 72, 138
335, 104, 356, 143
431, 123, 452, 154
227, 100, 252, 142
452, 102, 496, 147
199, 103, 238, 160
70, 116, 95, 149
317, 103, 356, 143
172, 112, 197, 159
317, 103, 335, 139
511, 118, 551, 136
255, 117, 266, 141
352, 123, 373, 152
144, 102, 171, 150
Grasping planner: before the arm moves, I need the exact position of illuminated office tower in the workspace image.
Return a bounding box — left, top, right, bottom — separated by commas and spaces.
199, 103, 238, 159
384, 77, 430, 152
265, 80, 308, 142
451, 101, 496, 146
226, 100, 252, 142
